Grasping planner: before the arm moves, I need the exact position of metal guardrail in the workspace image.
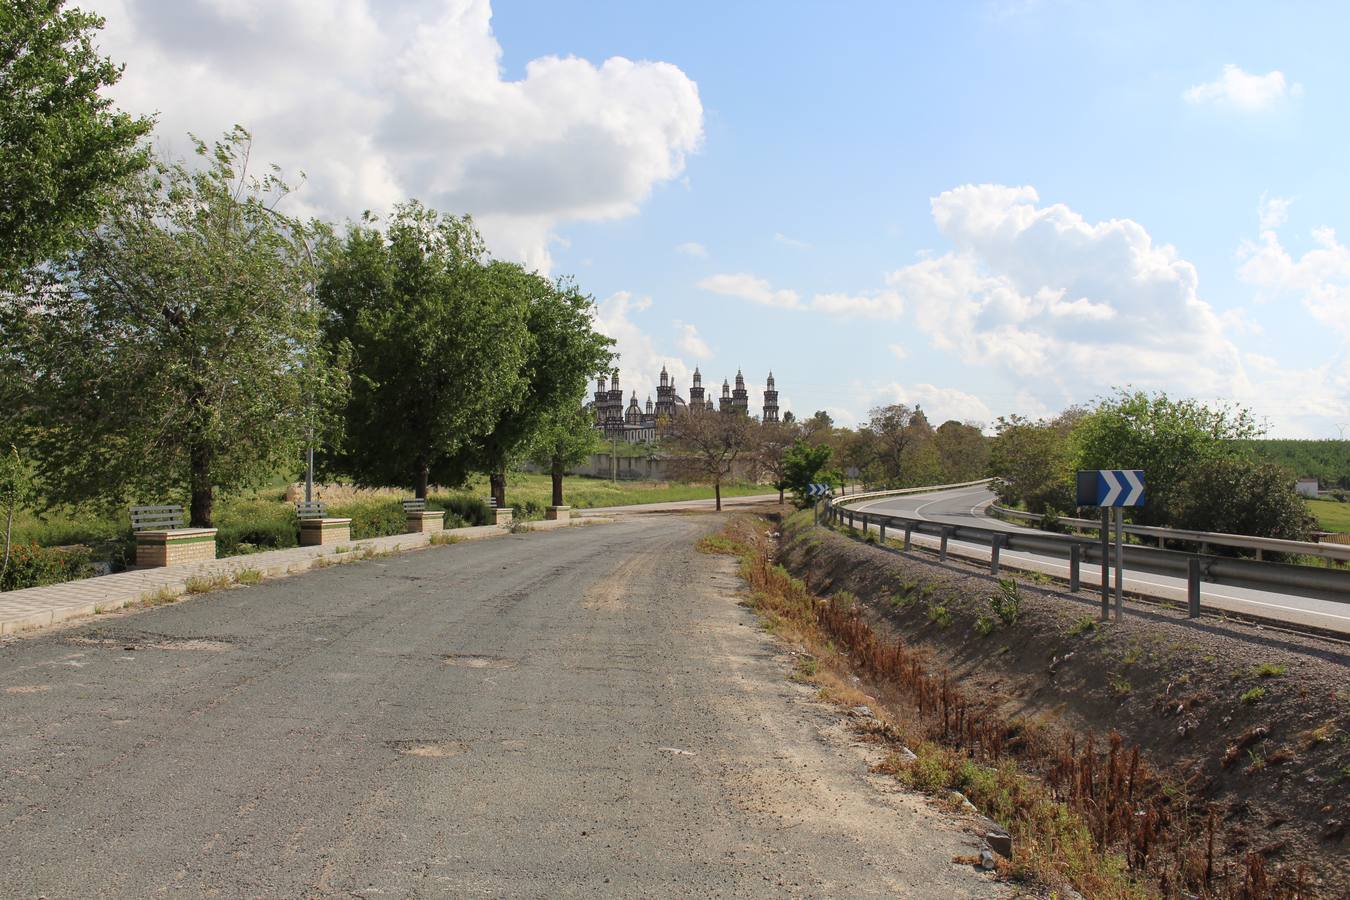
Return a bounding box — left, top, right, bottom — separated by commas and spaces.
988, 505, 1350, 564
824, 491, 1350, 612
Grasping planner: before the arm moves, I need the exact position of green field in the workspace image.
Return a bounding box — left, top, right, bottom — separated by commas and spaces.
1307, 499, 1350, 533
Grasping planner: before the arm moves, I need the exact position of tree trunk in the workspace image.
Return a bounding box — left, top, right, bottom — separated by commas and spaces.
551, 456, 564, 507
414, 462, 430, 500
189, 443, 213, 527
2, 502, 13, 579
778, 486, 784, 504
490, 469, 507, 510
715, 478, 722, 511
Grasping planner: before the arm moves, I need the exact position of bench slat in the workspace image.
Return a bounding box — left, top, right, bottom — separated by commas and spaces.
130, 504, 185, 532
295, 501, 327, 519
402, 499, 426, 513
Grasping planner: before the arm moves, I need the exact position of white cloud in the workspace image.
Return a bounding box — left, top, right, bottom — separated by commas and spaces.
773, 232, 812, 250
88, 0, 703, 272
888, 344, 908, 361
674, 321, 711, 358
882, 183, 1347, 436
696, 272, 802, 308
1183, 64, 1302, 112
675, 241, 708, 258
811, 290, 904, 319
1238, 221, 1350, 339
1258, 193, 1293, 230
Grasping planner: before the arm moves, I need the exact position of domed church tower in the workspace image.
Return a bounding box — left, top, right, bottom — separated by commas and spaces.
719, 378, 733, 413
654, 365, 677, 419
688, 368, 705, 413
762, 371, 779, 422
732, 369, 749, 415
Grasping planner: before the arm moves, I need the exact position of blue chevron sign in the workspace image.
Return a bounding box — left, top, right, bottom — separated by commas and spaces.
1076, 470, 1145, 507
807, 483, 831, 498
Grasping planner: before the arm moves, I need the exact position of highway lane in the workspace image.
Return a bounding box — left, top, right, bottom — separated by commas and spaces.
851, 486, 1350, 636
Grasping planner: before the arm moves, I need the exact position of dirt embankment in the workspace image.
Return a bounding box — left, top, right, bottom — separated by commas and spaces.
779, 512, 1350, 895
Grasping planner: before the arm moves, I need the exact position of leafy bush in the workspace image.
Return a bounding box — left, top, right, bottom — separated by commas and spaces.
329, 498, 406, 540
988, 578, 1023, 625
432, 494, 491, 527
1169, 457, 1317, 547
1, 542, 95, 591
214, 499, 299, 556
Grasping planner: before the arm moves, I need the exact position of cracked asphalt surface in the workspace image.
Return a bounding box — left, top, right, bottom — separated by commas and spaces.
1, 514, 1001, 897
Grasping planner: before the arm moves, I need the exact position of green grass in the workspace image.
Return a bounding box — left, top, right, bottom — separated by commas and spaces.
1307, 498, 1350, 533
8, 472, 768, 552
462, 471, 768, 511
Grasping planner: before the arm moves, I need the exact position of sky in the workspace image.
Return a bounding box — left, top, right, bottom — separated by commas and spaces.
84, 0, 1350, 437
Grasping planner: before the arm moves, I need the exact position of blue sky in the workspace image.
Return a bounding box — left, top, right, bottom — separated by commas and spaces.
92, 0, 1350, 436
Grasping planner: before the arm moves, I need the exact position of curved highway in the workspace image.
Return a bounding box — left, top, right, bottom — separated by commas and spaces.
849, 486, 1350, 636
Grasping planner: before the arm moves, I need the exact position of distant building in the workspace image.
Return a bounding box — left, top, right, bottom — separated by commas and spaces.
1296, 478, 1320, 498
591, 366, 781, 443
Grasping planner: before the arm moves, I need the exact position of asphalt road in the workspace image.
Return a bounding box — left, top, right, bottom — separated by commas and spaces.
1, 514, 1000, 898
855, 486, 1350, 634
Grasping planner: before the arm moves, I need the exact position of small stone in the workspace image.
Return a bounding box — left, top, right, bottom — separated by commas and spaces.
850, 704, 873, 718
985, 828, 1012, 858
979, 850, 996, 870
895, 747, 918, 763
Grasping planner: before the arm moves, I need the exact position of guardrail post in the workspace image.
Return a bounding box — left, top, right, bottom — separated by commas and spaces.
1100, 508, 1111, 621
990, 534, 1002, 576
940, 528, 949, 561
878, 520, 886, 542
1188, 558, 1201, 618
848, 511, 855, 529
1070, 543, 1081, 592
903, 525, 912, 551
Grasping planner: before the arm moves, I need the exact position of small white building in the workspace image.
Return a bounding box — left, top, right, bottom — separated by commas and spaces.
1296, 478, 1320, 498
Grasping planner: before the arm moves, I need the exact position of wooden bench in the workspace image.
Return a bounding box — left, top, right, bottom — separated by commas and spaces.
403, 498, 444, 534
130, 505, 217, 567
295, 500, 352, 547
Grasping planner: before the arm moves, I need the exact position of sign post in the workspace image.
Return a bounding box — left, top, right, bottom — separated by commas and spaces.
1076, 470, 1145, 622
808, 483, 830, 525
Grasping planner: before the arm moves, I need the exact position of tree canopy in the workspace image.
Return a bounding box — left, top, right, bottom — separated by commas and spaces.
0, 0, 152, 286
468, 271, 613, 507
319, 203, 529, 498
3, 129, 343, 526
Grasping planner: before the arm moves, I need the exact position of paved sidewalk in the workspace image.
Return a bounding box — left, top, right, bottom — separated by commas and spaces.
0, 517, 600, 636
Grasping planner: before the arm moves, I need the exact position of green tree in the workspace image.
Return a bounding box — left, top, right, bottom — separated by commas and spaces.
783, 439, 841, 508
988, 410, 1082, 513
319, 203, 529, 498
469, 271, 613, 509
0, 0, 152, 286
4, 129, 342, 526
1072, 390, 1262, 526
933, 420, 990, 482
530, 404, 602, 507
1170, 457, 1317, 544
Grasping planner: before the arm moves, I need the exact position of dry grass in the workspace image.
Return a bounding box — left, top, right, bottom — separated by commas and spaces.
429, 532, 463, 546
234, 568, 263, 585
700, 514, 1314, 899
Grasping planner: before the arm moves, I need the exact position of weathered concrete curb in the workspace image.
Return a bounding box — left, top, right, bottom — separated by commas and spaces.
0, 516, 611, 637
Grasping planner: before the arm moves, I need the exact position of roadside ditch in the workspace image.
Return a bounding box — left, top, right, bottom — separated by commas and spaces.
702, 509, 1348, 898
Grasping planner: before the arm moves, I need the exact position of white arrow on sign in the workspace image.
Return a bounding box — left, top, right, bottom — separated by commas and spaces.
1122, 470, 1144, 505
1101, 470, 1122, 506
